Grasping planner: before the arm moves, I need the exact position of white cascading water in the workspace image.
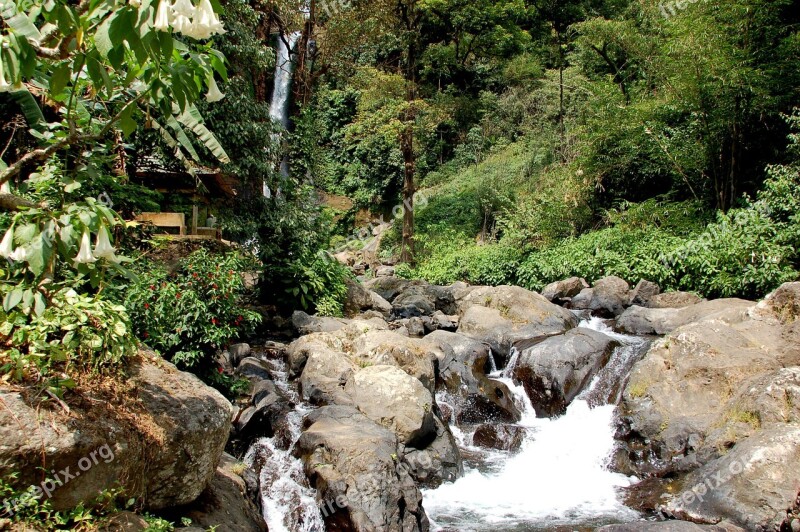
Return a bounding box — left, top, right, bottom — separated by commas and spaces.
265, 31, 301, 195
423, 318, 647, 531
244, 358, 325, 532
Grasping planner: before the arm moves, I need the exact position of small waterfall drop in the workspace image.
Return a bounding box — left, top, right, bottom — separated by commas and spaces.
423, 319, 648, 531
244, 357, 325, 532
265, 31, 301, 195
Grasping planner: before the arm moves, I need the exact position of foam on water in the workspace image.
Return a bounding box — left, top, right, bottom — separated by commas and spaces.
423, 319, 644, 531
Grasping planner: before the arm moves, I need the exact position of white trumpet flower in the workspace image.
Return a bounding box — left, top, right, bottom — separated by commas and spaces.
205, 74, 225, 102
8, 246, 27, 262
74, 231, 97, 265
154, 0, 172, 31
170, 0, 195, 34
197, 0, 225, 35
93, 226, 118, 262
0, 52, 11, 93
0, 227, 14, 259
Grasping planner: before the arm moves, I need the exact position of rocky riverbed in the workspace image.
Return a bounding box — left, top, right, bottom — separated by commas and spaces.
225, 275, 800, 531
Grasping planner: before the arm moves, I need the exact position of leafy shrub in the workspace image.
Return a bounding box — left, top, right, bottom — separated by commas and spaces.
125, 249, 261, 370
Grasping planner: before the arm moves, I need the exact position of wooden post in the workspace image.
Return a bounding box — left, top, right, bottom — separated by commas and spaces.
192, 204, 198, 236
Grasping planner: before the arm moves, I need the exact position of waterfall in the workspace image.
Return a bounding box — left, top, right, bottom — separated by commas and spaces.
423, 320, 649, 531
265, 32, 301, 196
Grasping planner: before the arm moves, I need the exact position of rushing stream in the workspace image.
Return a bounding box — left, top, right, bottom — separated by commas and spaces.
245, 318, 650, 531
423, 318, 649, 531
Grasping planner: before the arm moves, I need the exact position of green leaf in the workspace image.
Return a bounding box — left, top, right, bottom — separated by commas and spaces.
8, 89, 46, 130
0, 0, 43, 42
119, 102, 138, 137
49, 64, 71, 96
3, 289, 24, 312
34, 292, 46, 317
166, 115, 200, 161
177, 106, 230, 164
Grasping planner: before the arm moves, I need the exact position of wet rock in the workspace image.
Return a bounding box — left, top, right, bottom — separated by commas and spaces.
345, 365, 436, 448
402, 415, 463, 487
541, 277, 589, 304
0, 352, 232, 511
167, 454, 266, 532
630, 280, 661, 307
472, 424, 527, 452
514, 327, 619, 417
424, 330, 521, 423
228, 343, 252, 365
663, 425, 800, 530
295, 406, 430, 532
236, 357, 272, 382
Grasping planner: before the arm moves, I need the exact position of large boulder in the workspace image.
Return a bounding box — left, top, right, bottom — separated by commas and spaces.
472, 424, 527, 452
345, 365, 436, 448
513, 327, 619, 417
617, 297, 800, 477
589, 275, 630, 318
0, 352, 232, 511
299, 347, 356, 406
351, 331, 438, 393
616, 299, 754, 336
648, 292, 705, 309
171, 454, 267, 531
294, 406, 430, 532
344, 277, 375, 317
402, 415, 463, 488
292, 311, 350, 335
456, 285, 577, 358
663, 425, 800, 530
629, 280, 661, 307
424, 330, 521, 423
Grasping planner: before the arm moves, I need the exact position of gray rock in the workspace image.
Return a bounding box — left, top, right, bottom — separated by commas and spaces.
664, 425, 800, 530
375, 266, 395, 277
589, 276, 631, 317
351, 330, 438, 393
344, 277, 375, 317
294, 406, 430, 531
514, 327, 619, 417
228, 343, 252, 365
292, 310, 349, 335
368, 291, 393, 317
236, 357, 272, 382
345, 365, 436, 448
298, 347, 356, 406
402, 415, 463, 487
424, 330, 521, 423
0, 352, 232, 511
597, 523, 734, 531
472, 424, 527, 452
541, 277, 588, 303
630, 280, 661, 307
616, 298, 754, 336
406, 317, 425, 337
456, 285, 577, 358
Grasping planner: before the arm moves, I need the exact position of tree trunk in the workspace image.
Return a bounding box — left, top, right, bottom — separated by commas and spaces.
399, 122, 415, 263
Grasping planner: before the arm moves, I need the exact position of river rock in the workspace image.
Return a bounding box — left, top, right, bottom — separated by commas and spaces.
456, 285, 577, 358
514, 327, 619, 417
630, 280, 661, 307
299, 347, 356, 406
292, 311, 350, 335
294, 406, 430, 531
344, 277, 376, 317
402, 415, 463, 487
345, 365, 436, 448
351, 330, 437, 393
616, 298, 754, 336
376, 265, 395, 277
363, 277, 414, 302
589, 275, 630, 318
235, 357, 272, 382
172, 453, 267, 531
618, 300, 800, 476
424, 330, 521, 423
472, 424, 527, 452
228, 343, 252, 365
663, 425, 800, 530
597, 523, 735, 531
541, 277, 589, 303
0, 352, 232, 511
369, 291, 393, 317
